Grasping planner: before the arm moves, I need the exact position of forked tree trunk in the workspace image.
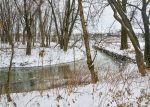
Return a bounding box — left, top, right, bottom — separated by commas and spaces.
78, 0, 98, 83
47, 0, 63, 49
108, 0, 146, 76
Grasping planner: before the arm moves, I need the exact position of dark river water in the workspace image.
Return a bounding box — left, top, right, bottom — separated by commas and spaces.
0, 50, 120, 94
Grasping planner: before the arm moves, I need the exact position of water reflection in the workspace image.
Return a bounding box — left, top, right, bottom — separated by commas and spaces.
0, 51, 122, 94
0, 63, 92, 94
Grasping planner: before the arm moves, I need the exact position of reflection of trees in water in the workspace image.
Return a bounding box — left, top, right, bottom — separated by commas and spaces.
58, 65, 71, 79
35, 64, 72, 91
28, 72, 35, 87
0, 64, 76, 94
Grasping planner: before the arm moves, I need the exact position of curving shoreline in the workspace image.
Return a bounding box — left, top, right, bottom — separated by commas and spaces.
93, 45, 136, 64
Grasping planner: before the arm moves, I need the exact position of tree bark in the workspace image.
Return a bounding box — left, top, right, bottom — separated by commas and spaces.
24, 0, 32, 55
108, 0, 146, 76
47, 0, 64, 49
39, 0, 45, 47
26, 27, 32, 55
142, 0, 150, 68
63, 0, 70, 51
120, 0, 128, 50
78, 0, 98, 83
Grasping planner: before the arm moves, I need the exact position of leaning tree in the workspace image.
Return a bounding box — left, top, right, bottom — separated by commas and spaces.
107, 0, 146, 76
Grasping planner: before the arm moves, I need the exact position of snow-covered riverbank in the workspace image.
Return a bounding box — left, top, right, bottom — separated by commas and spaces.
0, 38, 150, 107
95, 36, 145, 60
0, 67, 149, 107
0, 42, 85, 68
0, 37, 145, 68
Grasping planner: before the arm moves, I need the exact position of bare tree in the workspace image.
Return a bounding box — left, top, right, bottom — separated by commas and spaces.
23, 0, 32, 55
47, 0, 79, 51
127, 0, 150, 68
141, 0, 150, 68
78, 0, 98, 83
38, 0, 46, 47
107, 0, 146, 76
47, 0, 62, 47
0, 0, 17, 106
120, 0, 128, 50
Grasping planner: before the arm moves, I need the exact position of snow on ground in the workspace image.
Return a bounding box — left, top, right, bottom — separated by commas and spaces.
94, 36, 145, 59
0, 67, 150, 107
0, 42, 85, 68
0, 37, 150, 107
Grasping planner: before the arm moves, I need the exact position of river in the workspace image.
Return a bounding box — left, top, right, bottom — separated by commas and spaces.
0, 49, 121, 94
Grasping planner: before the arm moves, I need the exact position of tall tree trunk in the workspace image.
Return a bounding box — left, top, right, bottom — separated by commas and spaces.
78, 0, 98, 83
120, 0, 128, 50
6, 29, 16, 107
6, 34, 17, 106
39, 1, 45, 47
24, 0, 32, 55
22, 28, 26, 45
6, 43, 14, 102
15, 19, 20, 42
32, 16, 37, 47
26, 27, 32, 55
121, 26, 128, 49
63, 0, 79, 51
142, 0, 150, 68
108, 0, 146, 76
63, 0, 71, 51
47, 0, 63, 49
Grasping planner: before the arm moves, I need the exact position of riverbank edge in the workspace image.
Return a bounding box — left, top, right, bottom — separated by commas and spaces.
93, 45, 136, 64
0, 58, 85, 69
